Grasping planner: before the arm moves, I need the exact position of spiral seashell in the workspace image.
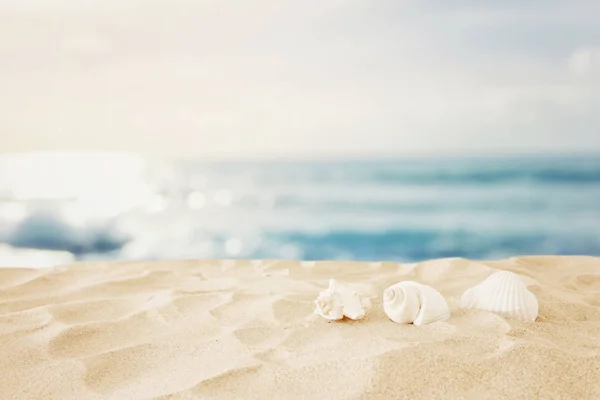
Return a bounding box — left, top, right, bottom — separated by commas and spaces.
460, 271, 538, 322
383, 281, 450, 325
314, 279, 370, 321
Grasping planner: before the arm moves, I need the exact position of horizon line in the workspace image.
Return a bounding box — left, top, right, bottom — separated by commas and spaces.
1, 149, 599, 163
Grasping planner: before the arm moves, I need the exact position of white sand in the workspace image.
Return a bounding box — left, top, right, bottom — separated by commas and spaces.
1, 256, 599, 399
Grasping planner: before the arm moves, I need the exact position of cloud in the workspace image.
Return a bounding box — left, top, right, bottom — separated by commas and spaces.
568, 46, 600, 76
0, 0, 599, 157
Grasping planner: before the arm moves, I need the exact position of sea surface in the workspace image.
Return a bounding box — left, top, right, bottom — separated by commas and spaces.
1, 152, 599, 268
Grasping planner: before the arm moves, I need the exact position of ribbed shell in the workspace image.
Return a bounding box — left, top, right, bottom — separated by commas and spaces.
383, 281, 450, 325
460, 271, 538, 322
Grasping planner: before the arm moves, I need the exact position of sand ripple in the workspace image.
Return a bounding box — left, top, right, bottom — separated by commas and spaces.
1, 256, 599, 399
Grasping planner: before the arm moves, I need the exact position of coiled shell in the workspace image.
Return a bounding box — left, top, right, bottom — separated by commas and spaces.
383, 281, 450, 325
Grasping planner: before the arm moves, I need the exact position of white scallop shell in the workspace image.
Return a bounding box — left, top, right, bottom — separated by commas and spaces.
460, 271, 538, 322
383, 281, 450, 325
314, 279, 371, 321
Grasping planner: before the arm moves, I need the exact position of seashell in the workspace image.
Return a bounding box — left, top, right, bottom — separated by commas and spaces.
460, 271, 538, 322
383, 281, 450, 325
314, 279, 371, 321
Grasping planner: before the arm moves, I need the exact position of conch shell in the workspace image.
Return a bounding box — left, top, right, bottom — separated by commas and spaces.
314, 279, 371, 321
383, 281, 450, 325
460, 271, 538, 322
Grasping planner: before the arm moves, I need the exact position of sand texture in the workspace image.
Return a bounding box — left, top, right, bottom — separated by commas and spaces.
1, 256, 599, 399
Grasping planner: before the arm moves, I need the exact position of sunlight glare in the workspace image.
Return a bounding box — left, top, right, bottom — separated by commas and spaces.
214, 190, 233, 207
187, 192, 207, 210
225, 237, 243, 256
0, 202, 28, 223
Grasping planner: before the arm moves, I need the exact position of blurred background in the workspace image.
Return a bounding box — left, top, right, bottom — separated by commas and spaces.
1, 1, 599, 267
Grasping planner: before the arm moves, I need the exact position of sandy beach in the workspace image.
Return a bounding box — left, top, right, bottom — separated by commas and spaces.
1, 256, 599, 399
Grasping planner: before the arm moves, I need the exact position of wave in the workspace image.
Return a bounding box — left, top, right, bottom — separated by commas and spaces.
237, 158, 600, 186
5, 209, 129, 255
286, 167, 600, 186
0, 244, 75, 268
270, 197, 555, 213
264, 229, 600, 262
367, 168, 600, 185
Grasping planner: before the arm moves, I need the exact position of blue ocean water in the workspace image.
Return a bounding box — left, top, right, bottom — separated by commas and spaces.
0, 153, 599, 267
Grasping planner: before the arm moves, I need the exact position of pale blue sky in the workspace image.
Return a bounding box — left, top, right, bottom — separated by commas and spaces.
1, 0, 599, 158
